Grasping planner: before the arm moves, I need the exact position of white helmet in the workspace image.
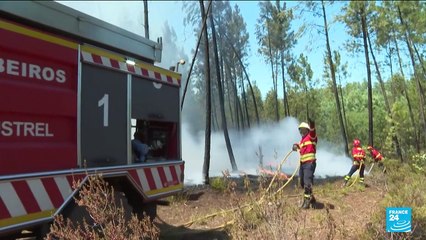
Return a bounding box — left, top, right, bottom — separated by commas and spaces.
298, 122, 310, 130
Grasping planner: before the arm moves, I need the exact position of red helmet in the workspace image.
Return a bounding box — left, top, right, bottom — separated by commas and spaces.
353, 139, 360, 147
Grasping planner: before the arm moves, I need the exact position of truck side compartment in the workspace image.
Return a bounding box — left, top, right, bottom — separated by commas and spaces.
0, 1, 184, 237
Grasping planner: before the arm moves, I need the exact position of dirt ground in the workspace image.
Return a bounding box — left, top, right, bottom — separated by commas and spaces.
155, 175, 385, 240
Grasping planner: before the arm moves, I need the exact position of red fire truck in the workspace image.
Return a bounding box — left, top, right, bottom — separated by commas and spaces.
0, 1, 184, 237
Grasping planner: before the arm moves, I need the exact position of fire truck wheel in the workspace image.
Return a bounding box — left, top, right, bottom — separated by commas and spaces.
61, 200, 94, 227
35, 222, 52, 238
114, 191, 133, 222
140, 201, 158, 221
60, 191, 134, 227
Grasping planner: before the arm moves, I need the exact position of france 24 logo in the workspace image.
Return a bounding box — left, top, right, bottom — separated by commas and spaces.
386, 207, 411, 232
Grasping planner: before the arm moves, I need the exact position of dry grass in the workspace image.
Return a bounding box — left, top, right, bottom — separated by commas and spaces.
45, 175, 160, 240
44, 154, 426, 239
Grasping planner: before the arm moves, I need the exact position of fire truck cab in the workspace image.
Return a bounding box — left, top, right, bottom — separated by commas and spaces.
0, 1, 184, 237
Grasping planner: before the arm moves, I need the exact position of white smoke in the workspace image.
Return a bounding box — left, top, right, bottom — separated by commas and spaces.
182, 117, 352, 185
55, 1, 353, 185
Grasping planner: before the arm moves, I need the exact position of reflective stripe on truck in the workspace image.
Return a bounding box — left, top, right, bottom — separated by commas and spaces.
0, 163, 184, 228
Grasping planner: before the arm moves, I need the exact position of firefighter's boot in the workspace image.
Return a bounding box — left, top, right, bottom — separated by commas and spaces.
310, 195, 317, 209
359, 177, 365, 187
342, 175, 350, 187
301, 194, 311, 209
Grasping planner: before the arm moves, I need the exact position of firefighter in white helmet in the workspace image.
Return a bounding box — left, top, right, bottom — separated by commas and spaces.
292, 118, 317, 209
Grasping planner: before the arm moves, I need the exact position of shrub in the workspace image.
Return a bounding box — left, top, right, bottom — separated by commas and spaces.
361, 158, 426, 239
45, 175, 160, 240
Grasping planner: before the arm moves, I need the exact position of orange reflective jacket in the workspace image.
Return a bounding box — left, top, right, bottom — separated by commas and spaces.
352, 147, 366, 164
298, 123, 317, 163
370, 147, 383, 161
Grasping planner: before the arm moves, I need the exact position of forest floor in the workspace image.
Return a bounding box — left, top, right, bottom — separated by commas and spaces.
155, 173, 386, 240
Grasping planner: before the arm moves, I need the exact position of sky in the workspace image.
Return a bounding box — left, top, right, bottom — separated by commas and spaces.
56, 1, 366, 184
57, 1, 381, 98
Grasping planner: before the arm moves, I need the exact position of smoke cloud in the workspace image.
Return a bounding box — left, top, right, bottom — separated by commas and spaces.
182, 117, 353, 185
55, 1, 352, 185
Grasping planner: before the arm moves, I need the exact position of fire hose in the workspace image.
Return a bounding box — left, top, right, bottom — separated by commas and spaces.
181, 150, 299, 228
347, 161, 364, 188
366, 162, 375, 175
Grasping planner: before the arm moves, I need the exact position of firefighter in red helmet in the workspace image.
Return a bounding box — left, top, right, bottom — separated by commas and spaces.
343, 139, 366, 186
367, 145, 386, 172
292, 118, 317, 209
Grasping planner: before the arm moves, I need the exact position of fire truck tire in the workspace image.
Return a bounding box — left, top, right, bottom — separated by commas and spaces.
60, 191, 134, 228
138, 201, 158, 221
61, 200, 94, 227
35, 222, 52, 239
114, 191, 134, 222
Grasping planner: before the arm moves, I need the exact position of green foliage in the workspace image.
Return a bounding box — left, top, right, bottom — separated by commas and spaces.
210, 177, 228, 191
181, 0, 426, 158
411, 152, 426, 173
361, 159, 426, 239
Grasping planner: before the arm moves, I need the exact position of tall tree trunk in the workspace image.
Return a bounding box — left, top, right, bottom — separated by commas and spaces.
394, 35, 420, 152
143, 0, 149, 39
200, 0, 211, 185
230, 66, 245, 130
321, 0, 349, 156
231, 67, 241, 130
224, 70, 235, 128
211, 86, 219, 132
413, 42, 426, 79
266, 22, 279, 122
221, 32, 260, 125
280, 51, 290, 117
388, 43, 393, 77
303, 79, 309, 119
274, 56, 280, 121
241, 71, 251, 128
209, 3, 238, 171
367, 31, 403, 161
338, 76, 349, 141
397, 6, 426, 147
360, 4, 374, 147
181, 1, 212, 110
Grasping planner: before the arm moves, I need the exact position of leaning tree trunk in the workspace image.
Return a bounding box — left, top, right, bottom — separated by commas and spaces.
413, 43, 426, 79
241, 71, 251, 128
321, 0, 349, 156
360, 4, 374, 147
224, 67, 235, 127
181, 1, 212, 110
221, 32, 260, 125
209, 3, 238, 171
394, 35, 420, 153
200, 0, 212, 185
367, 31, 403, 161
398, 6, 426, 147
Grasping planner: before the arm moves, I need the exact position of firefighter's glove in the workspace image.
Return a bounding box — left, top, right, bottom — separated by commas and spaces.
292, 144, 298, 152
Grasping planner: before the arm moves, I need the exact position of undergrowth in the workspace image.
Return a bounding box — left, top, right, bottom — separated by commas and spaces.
361, 154, 426, 239
45, 175, 159, 240
224, 154, 425, 239
44, 153, 426, 239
